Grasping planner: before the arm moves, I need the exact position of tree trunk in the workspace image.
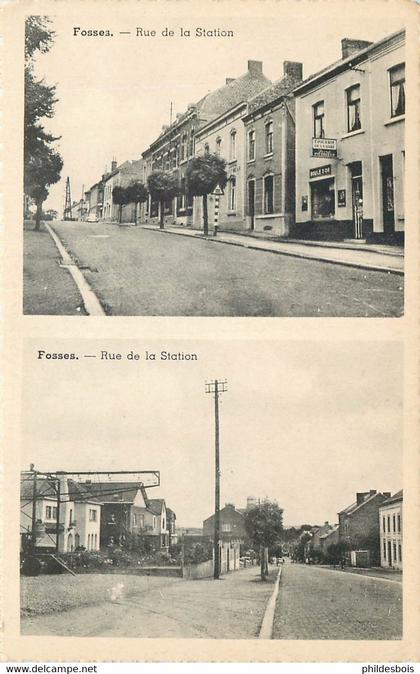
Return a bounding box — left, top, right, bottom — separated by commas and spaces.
260, 545, 269, 580
159, 199, 164, 229
119, 204, 122, 224
203, 193, 208, 236
34, 199, 43, 231
134, 202, 137, 225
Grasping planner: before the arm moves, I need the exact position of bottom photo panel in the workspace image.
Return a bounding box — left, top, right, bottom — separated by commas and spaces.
20, 338, 402, 641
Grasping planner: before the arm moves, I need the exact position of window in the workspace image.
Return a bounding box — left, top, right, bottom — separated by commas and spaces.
89, 509, 97, 522
390, 63, 405, 117
45, 505, 57, 520
387, 515, 391, 533
221, 523, 232, 532
393, 541, 397, 561
248, 130, 255, 161
216, 137, 222, 157
264, 174, 274, 214
398, 543, 402, 562
383, 540, 387, 559
393, 514, 396, 533
310, 179, 335, 219
229, 176, 236, 211
313, 101, 325, 138
204, 143, 210, 156
139, 514, 144, 528
69, 508, 73, 525
230, 130, 236, 160
171, 147, 177, 169
133, 514, 137, 526
188, 129, 195, 156
382, 516, 386, 533
265, 121, 273, 154
347, 85, 361, 132
397, 514, 401, 533
180, 134, 187, 161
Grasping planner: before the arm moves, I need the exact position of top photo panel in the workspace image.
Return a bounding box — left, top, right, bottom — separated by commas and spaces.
23, 12, 405, 317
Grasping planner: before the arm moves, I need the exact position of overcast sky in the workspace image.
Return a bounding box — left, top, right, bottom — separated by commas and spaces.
30, 7, 406, 213
22, 339, 402, 528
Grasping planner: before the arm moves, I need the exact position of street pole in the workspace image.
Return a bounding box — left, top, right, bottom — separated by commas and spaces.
206, 379, 227, 579
30, 466, 37, 554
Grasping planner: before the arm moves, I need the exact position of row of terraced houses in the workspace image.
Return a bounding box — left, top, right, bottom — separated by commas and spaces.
78, 30, 405, 244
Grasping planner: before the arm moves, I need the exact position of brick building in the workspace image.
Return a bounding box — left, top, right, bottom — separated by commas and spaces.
379, 490, 403, 570
140, 61, 271, 229
293, 29, 405, 242
242, 61, 303, 236
338, 489, 391, 565
203, 503, 247, 542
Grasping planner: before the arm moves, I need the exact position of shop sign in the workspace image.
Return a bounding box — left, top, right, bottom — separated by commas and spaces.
312, 137, 337, 158
309, 164, 332, 179
338, 189, 346, 207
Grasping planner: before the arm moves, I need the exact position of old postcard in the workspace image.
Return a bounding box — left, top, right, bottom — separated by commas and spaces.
1, 0, 419, 665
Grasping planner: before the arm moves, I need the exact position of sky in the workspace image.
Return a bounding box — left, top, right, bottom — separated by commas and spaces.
29, 6, 407, 213
22, 339, 403, 528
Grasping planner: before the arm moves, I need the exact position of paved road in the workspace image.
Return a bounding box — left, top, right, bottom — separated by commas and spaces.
44, 221, 403, 317
272, 563, 402, 640
21, 566, 275, 638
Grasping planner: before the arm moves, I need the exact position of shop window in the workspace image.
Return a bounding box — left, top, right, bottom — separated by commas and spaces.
229, 176, 236, 211
310, 179, 335, 219
390, 63, 405, 117
265, 121, 273, 154
313, 101, 325, 138
230, 130, 236, 160
248, 130, 255, 161
346, 84, 361, 132
264, 174, 274, 214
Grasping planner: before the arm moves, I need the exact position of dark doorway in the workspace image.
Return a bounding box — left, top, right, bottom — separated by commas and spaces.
248, 180, 255, 230
380, 154, 395, 236
350, 162, 363, 239
387, 540, 392, 567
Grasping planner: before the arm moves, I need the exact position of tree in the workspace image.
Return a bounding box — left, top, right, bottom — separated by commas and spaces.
112, 185, 131, 224
24, 142, 63, 230
24, 16, 62, 229
185, 154, 227, 236
147, 171, 179, 229
244, 500, 284, 580
126, 181, 148, 224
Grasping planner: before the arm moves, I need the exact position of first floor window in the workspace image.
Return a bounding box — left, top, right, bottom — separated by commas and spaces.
347, 85, 361, 132
248, 130, 255, 161
265, 121, 273, 154
222, 523, 232, 532
310, 179, 335, 219
264, 174, 274, 214
229, 176, 236, 210
397, 514, 401, 533
313, 101, 325, 138
230, 130, 236, 160
390, 63, 405, 117
89, 509, 97, 522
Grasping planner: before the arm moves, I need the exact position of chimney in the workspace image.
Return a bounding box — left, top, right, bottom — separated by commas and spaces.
356, 491, 368, 505
369, 489, 377, 497
247, 495, 257, 510
283, 61, 303, 81
248, 60, 263, 75
383, 492, 391, 498
225, 77, 235, 85
341, 38, 373, 60
111, 159, 117, 172
324, 521, 329, 526
162, 124, 169, 132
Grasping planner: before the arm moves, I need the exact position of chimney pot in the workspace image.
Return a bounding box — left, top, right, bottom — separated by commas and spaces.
225, 77, 235, 85
341, 38, 373, 60
111, 159, 117, 171
283, 61, 303, 81
248, 60, 263, 75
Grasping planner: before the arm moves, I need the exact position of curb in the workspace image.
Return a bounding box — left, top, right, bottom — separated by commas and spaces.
142, 227, 404, 276
258, 565, 282, 639
46, 224, 106, 316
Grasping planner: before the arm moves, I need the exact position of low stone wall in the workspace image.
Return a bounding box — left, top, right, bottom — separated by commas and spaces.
182, 559, 214, 580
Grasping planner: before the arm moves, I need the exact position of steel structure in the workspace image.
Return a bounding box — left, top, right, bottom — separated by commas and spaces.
63, 177, 72, 220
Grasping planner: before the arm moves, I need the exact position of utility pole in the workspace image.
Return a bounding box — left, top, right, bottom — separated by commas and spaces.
30, 465, 37, 553
205, 379, 227, 579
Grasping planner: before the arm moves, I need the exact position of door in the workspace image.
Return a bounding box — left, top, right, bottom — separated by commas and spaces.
380, 155, 395, 236
248, 180, 255, 230
352, 175, 363, 239
387, 540, 392, 567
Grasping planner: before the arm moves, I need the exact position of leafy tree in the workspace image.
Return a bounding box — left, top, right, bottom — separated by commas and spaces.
24, 142, 63, 230
24, 16, 62, 230
185, 154, 227, 236
244, 500, 283, 580
126, 180, 148, 224
147, 171, 179, 229
112, 185, 131, 224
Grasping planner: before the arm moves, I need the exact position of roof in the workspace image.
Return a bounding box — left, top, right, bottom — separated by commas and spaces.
20, 477, 103, 505
78, 481, 144, 503
319, 525, 339, 540
339, 491, 384, 516
293, 29, 405, 97
381, 489, 403, 506
245, 75, 298, 117
104, 159, 144, 181
148, 498, 165, 515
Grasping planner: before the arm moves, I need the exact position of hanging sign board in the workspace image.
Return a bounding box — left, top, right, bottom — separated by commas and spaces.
312, 137, 337, 158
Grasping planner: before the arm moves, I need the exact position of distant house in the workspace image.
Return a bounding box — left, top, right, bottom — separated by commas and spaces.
338, 489, 391, 565
102, 159, 144, 222
203, 503, 247, 543
311, 521, 339, 556
20, 473, 101, 553
379, 490, 403, 570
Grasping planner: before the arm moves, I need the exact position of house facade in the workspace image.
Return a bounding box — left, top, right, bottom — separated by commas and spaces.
20, 474, 101, 553
338, 489, 391, 565
102, 159, 144, 222
379, 490, 403, 569
87, 179, 106, 221
293, 30, 405, 242
242, 61, 303, 236
203, 503, 247, 542
140, 61, 271, 229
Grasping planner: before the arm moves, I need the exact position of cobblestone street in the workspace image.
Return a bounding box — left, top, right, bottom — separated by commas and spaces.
272, 562, 402, 640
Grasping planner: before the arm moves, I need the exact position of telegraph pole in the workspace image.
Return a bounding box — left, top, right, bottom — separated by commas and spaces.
205, 379, 227, 579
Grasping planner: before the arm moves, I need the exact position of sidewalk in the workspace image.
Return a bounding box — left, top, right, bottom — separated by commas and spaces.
142, 224, 404, 275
